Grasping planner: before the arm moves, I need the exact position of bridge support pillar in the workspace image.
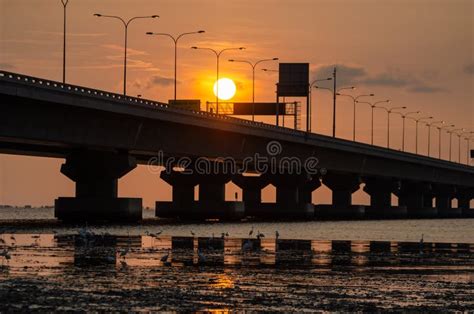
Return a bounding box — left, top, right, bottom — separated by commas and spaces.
317, 172, 364, 219
270, 173, 317, 219
156, 170, 244, 220
457, 188, 474, 218
397, 181, 437, 218
363, 178, 406, 219
233, 175, 270, 217
55, 150, 142, 222
434, 185, 460, 218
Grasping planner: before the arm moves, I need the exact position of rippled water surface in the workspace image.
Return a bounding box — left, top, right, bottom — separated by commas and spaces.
0, 208, 473, 311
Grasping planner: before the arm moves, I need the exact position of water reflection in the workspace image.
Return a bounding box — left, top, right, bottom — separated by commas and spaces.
0, 233, 473, 273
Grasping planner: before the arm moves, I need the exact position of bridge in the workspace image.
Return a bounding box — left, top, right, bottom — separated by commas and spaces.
1, 70, 473, 222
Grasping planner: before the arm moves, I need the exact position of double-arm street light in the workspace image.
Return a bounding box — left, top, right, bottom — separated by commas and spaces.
426, 120, 444, 157
228, 57, 279, 121
393, 111, 420, 152
436, 124, 455, 159
94, 14, 159, 95
407, 116, 432, 154
336, 93, 374, 141
191, 46, 245, 113
146, 31, 205, 102
356, 100, 390, 146
375, 105, 406, 149
313, 85, 355, 137
447, 128, 464, 161
60, 0, 69, 83
308, 77, 332, 132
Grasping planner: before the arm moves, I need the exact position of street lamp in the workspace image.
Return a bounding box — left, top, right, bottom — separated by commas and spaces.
191, 46, 245, 113
436, 124, 455, 159
261, 68, 278, 72
146, 30, 205, 102
466, 136, 474, 165
375, 105, 406, 149
447, 128, 464, 161
426, 120, 444, 157
313, 85, 355, 137
61, 0, 69, 83
94, 13, 159, 95
308, 77, 332, 132
458, 131, 474, 163
356, 100, 390, 146
337, 93, 374, 141
393, 111, 420, 152
406, 116, 432, 154
228, 57, 278, 121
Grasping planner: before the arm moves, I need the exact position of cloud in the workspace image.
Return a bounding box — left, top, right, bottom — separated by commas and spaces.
464, 63, 474, 75
311, 64, 366, 86
361, 72, 411, 87
0, 63, 15, 71
408, 85, 445, 93
133, 75, 175, 90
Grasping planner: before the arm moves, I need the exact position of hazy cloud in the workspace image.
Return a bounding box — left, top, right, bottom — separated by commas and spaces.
311, 64, 366, 86
0, 63, 16, 71
361, 72, 411, 87
464, 63, 474, 75
133, 75, 175, 90
408, 85, 445, 93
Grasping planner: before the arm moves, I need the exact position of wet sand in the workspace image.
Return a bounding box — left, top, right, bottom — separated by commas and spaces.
0, 232, 473, 312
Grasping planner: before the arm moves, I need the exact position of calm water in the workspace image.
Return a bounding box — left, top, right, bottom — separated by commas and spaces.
0, 207, 473, 311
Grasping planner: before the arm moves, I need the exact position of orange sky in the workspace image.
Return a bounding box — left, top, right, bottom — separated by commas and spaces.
0, 0, 473, 207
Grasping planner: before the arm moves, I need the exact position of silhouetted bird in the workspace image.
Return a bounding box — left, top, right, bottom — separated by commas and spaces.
119, 247, 129, 259
190, 231, 195, 237
249, 227, 254, 237
160, 250, 170, 262
0, 249, 10, 260
275, 231, 280, 239
198, 250, 206, 263
256, 231, 265, 239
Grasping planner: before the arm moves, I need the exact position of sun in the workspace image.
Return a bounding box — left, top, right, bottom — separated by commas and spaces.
213, 78, 236, 100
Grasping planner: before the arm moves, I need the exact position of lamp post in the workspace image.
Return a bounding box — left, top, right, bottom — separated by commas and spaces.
436, 124, 455, 159
466, 136, 474, 165
308, 77, 332, 132
61, 0, 69, 83
447, 128, 464, 161
313, 85, 355, 137
374, 105, 406, 149
356, 100, 390, 146
191, 46, 245, 113
407, 116, 432, 154
458, 131, 474, 163
426, 120, 444, 157
393, 111, 420, 152
146, 31, 204, 102
336, 93, 374, 141
228, 57, 278, 121
94, 14, 159, 95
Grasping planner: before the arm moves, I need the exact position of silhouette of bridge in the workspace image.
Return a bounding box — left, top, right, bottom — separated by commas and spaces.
1, 71, 473, 222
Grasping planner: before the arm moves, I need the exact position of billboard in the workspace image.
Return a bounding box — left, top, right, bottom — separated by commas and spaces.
232, 102, 288, 115
277, 63, 309, 97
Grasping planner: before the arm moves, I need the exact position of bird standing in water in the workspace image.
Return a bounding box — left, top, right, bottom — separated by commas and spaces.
275, 231, 280, 240
249, 227, 254, 237
160, 250, 170, 263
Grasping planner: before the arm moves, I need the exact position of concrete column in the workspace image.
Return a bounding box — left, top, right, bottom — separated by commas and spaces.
233, 175, 270, 216
318, 172, 364, 219
363, 177, 406, 218
457, 188, 474, 218
269, 173, 317, 219
433, 185, 459, 218
397, 181, 437, 218
55, 150, 142, 222
157, 169, 244, 220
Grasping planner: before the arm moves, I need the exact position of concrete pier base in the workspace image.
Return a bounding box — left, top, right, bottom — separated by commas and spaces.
397, 181, 437, 218
156, 200, 244, 220
364, 206, 407, 219
55, 150, 142, 222
437, 207, 462, 218
232, 174, 270, 217
56, 197, 142, 222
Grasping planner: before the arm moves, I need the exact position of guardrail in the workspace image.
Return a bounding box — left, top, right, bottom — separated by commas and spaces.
0, 70, 305, 136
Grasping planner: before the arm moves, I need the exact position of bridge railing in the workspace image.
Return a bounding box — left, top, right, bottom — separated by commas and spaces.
0, 70, 305, 136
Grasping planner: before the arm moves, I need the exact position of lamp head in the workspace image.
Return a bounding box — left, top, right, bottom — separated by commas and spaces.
93, 13, 102, 17
327, 78, 333, 81
238, 47, 245, 50
191, 46, 198, 49
272, 57, 279, 60
369, 93, 375, 96
151, 15, 159, 18
198, 30, 205, 33
146, 32, 154, 35
228, 59, 235, 62
402, 106, 407, 109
